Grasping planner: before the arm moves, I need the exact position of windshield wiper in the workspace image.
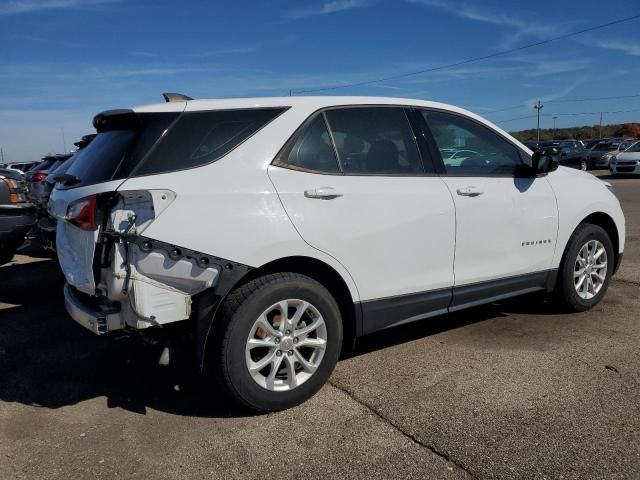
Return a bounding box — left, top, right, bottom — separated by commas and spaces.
53, 173, 80, 186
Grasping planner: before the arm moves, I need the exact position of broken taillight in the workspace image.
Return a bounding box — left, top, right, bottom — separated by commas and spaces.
65, 195, 98, 230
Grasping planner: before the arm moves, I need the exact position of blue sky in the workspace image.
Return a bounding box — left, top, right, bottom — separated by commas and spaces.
0, 0, 639, 161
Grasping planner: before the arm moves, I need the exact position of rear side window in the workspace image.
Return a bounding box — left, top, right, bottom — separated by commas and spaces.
134, 108, 286, 176
277, 115, 340, 173
325, 107, 423, 174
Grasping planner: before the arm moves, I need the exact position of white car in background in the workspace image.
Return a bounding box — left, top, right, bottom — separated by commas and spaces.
610, 141, 640, 175
49, 95, 625, 412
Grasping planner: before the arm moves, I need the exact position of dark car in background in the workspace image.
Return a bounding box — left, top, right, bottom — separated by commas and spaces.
32, 135, 96, 251
0, 168, 36, 264
539, 140, 588, 170
523, 140, 540, 151
25, 154, 72, 187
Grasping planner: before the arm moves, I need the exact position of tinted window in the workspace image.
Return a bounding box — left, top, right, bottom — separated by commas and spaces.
593, 143, 612, 151
626, 142, 640, 153
325, 107, 422, 174
64, 130, 137, 188
135, 108, 286, 176
33, 160, 54, 171
62, 112, 179, 189
279, 115, 339, 173
421, 110, 523, 175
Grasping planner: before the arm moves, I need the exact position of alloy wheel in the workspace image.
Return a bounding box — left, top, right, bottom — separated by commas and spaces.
245, 299, 327, 391
574, 239, 608, 300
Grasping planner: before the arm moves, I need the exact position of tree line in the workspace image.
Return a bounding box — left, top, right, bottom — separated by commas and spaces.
509, 123, 640, 142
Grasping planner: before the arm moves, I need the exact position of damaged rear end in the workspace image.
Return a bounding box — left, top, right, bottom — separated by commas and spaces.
50, 106, 221, 335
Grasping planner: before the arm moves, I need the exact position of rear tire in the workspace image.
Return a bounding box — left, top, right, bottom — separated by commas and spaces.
209, 272, 343, 412
553, 224, 614, 312
580, 159, 587, 171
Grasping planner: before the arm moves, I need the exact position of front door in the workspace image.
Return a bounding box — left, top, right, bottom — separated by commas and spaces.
417, 109, 559, 308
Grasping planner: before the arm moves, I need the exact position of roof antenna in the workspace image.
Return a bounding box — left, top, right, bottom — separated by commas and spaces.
162, 92, 194, 102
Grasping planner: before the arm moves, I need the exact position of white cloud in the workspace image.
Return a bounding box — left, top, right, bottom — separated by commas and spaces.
407, 0, 569, 47
287, 0, 372, 19
0, 0, 118, 15
523, 77, 587, 107
594, 40, 640, 56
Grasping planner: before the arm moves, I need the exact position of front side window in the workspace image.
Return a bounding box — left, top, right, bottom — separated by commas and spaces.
325, 107, 423, 174
421, 110, 523, 175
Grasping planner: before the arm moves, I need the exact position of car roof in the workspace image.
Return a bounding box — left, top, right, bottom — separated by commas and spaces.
130, 95, 528, 152
133, 95, 488, 118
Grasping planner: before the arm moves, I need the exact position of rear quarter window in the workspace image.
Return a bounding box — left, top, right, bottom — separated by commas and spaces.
133, 107, 287, 176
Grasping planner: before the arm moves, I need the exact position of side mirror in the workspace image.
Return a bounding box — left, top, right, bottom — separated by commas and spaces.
531, 149, 560, 175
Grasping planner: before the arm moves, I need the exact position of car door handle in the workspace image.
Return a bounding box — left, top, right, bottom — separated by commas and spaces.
304, 187, 343, 200
456, 187, 483, 197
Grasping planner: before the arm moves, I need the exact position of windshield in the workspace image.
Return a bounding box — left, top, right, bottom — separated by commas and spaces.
624, 141, 640, 153
593, 143, 613, 151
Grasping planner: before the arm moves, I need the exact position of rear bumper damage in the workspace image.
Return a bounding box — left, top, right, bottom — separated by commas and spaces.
64, 283, 122, 334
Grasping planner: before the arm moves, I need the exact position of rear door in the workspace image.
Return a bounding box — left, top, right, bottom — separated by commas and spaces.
268, 106, 456, 333
416, 109, 558, 308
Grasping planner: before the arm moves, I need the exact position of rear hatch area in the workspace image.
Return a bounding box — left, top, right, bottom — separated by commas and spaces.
49, 105, 219, 331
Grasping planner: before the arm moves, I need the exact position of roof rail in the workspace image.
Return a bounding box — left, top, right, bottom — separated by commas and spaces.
162, 92, 194, 102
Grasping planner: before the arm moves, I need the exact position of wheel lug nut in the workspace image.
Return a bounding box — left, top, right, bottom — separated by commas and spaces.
287, 350, 293, 356
293, 337, 299, 344
285, 330, 291, 335
275, 338, 280, 344
276, 350, 282, 356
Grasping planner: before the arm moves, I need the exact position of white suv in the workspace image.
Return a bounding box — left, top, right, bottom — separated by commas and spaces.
50, 95, 625, 411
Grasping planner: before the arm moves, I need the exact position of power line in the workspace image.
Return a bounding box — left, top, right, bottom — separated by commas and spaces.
482, 93, 640, 116
494, 108, 640, 124
552, 107, 640, 116
549, 93, 640, 104
293, 13, 640, 94
494, 114, 538, 123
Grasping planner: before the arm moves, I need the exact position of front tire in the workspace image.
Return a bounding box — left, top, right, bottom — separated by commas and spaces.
210, 273, 343, 412
554, 224, 614, 312
580, 159, 588, 171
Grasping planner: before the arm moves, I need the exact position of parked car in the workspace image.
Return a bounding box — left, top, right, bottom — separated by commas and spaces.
539, 140, 587, 170
584, 142, 619, 169
0, 168, 36, 264
522, 140, 540, 151
583, 139, 606, 150
49, 95, 625, 412
3, 161, 40, 175
598, 141, 634, 168
34, 135, 96, 251
610, 141, 640, 176
25, 154, 72, 189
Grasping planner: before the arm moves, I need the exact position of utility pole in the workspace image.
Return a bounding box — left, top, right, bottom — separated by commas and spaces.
552, 115, 558, 132
599, 112, 603, 139
534, 100, 544, 142
0, 148, 4, 164
61, 127, 67, 153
